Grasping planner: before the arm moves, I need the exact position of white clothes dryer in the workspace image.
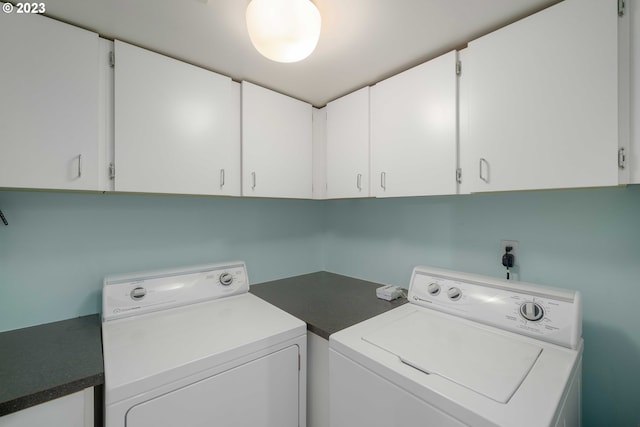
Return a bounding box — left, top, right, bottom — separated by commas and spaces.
330, 266, 582, 427
102, 261, 306, 427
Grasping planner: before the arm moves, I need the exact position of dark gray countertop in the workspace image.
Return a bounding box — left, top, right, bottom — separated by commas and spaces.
250, 271, 407, 340
0, 314, 104, 416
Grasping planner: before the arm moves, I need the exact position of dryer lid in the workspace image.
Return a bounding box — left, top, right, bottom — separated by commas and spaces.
362, 310, 542, 403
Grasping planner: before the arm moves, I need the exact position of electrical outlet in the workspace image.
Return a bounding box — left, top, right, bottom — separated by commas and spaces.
500, 240, 519, 266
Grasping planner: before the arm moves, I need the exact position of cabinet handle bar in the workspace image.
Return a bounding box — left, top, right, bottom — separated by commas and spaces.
479, 158, 489, 183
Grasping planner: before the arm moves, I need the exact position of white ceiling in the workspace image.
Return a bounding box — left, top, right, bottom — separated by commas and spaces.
43, 0, 559, 107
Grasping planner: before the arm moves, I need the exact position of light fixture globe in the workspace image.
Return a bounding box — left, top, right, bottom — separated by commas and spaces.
246, 0, 321, 63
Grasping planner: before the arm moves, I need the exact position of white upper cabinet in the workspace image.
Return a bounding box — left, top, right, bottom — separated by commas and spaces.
113, 40, 239, 196
242, 82, 313, 199
325, 88, 370, 199
0, 12, 99, 190
371, 51, 458, 198
460, 0, 628, 193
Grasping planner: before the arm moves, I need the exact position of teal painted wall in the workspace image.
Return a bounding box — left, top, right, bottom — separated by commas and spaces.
323, 185, 640, 427
1, 186, 639, 425
0, 190, 324, 332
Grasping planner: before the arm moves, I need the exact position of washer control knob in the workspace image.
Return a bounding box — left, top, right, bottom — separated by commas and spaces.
427, 283, 441, 296
130, 286, 147, 301
219, 272, 234, 286
447, 287, 462, 301
520, 302, 544, 322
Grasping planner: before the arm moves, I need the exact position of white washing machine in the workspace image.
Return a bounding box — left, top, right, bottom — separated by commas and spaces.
102, 261, 306, 427
330, 266, 582, 427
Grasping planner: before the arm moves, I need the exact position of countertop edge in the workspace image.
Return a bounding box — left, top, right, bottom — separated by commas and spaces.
0, 373, 104, 416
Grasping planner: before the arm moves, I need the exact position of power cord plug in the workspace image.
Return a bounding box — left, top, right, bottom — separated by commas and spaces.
502, 246, 514, 279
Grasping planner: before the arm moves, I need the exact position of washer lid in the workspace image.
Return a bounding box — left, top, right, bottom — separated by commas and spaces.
362, 310, 542, 403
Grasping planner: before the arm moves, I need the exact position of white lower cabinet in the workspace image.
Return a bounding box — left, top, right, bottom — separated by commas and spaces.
460, 0, 628, 193
307, 332, 329, 427
242, 82, 313, 199
0, 389, 93, 427
0, 11, 100, 191
113, 40, 239, 196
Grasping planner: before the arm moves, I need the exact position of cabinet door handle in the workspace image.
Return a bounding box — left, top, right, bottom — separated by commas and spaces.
618, 147, 626, 169
77, 154, 82, 178
251, 172, 256, 190
220, 169, 225, 188
479, 158, 489, 183
356, 174, 362, 191
380, 172, 386, 190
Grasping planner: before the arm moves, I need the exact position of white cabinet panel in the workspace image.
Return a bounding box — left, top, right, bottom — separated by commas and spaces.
312, 107, 327, 200
631, 0, 640, 183
242, 81, 313, 199
114, 41, 239, 196
371, 51, 457, 198
0, 12, 99, 190
0, 389, 93, 427
307, 332, 329, 427
461, 0, 626, 193
98, 38, 115, 192
326, 87, 370, 199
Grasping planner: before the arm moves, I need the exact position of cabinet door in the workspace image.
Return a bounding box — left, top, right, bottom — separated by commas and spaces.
242, 82, 312, 199
327, 87, 369, 199
461, 0, 624, 193
0, 388, 93, 427
326, 88, 370, 199
371, 51, 457, 198
114, 41, 239, 196
0, 12, 99, 190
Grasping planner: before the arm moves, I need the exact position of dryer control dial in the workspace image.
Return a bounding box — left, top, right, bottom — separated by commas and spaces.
130, 286, 147, 301
447, 287, 462, 301
520, 302, 544, 322
427, 283, 441, 296
219, 272, 234, 286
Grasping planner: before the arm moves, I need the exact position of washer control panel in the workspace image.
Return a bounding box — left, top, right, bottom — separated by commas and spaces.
408, 266, 582, 349
103, 261, 248, 321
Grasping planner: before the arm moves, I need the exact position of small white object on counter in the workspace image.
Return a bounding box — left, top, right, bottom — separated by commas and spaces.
376, 285, 403, 301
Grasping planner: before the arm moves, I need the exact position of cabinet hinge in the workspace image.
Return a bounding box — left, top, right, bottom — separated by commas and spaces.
109, 51, 115, 68
109, 162, 115, 180
618, 0, 625, 17
618, 147, 626, 169
456, 168, 462, 184
456, 60, 462, 76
